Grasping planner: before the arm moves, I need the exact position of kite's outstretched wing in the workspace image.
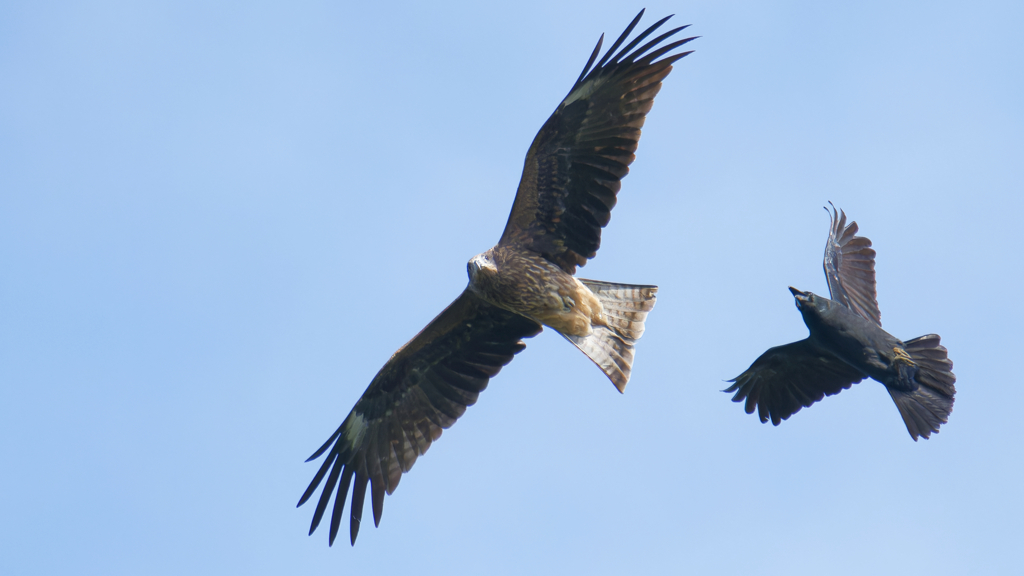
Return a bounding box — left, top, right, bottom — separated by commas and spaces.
298, 291, 541, 545
823, 203, 881, 325
499, 10, 696, 274
725, 339, 867, 426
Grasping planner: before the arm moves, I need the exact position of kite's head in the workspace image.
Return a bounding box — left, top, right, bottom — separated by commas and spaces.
467, 251, 497, 283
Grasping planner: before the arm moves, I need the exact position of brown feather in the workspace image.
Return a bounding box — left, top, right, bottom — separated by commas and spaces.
298, 290, 540, 545
301, 10, 687, 547
499, 16, 696, 273
823, 202, 881, 325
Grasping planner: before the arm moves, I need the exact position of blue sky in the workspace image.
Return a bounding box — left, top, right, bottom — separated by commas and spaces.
2, 1, 1022, 574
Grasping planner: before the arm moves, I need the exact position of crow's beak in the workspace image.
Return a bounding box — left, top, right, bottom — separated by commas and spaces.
789, 286, 810, 303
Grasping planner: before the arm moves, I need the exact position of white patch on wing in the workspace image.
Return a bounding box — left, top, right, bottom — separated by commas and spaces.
343, 412, 369, 447
562, 76, 606, 106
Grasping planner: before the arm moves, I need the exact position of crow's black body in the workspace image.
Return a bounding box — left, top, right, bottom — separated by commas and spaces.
726, 206, 956, 440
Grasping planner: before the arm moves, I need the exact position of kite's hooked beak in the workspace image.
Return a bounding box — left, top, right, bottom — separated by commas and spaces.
789, 286, 811, 307
467, 253, 497, 282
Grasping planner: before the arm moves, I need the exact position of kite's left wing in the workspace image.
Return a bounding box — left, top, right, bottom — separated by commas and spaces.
499, 10, 696, 274
297, 290, 541, 546
823, 203, 881, 326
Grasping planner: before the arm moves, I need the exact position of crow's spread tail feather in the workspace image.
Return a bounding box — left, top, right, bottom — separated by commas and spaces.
888, 334, 956, 441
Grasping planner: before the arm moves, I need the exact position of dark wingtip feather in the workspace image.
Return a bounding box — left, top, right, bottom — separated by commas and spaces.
297, 451, 337, 508
328, 468, 354, 546
349, 474, 368, 545
371, 478, 386, 527
308, 458, 344, 536
637, 36, 698, 66
609, 15, 674, 65
595, 9, 647, 70
306, 424, 343, 462
574, 34, 604, 86
627, 27, 695, 65
671, 49, 696, 64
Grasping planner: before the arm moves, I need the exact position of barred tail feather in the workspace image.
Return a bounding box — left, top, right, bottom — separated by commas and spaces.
563, 326, 634, 393
578, 279, 657, 340
564, 280, 657, 392
889, 334, 956, 441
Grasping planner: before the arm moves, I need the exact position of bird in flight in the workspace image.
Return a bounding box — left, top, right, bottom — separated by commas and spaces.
298, 10, 695, 546
725, 204, 956, 440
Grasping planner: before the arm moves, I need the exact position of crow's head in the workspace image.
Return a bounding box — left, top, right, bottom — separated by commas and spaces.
789, 286, 836, 321
789, 286, 825, 312
789, 286, 811, 305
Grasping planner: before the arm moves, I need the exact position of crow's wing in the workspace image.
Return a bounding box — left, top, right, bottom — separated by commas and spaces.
823, 203, 881, 325
725, 339, 866, 425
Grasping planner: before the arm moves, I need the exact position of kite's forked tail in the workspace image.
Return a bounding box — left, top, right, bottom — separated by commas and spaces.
561, 280, 657, 393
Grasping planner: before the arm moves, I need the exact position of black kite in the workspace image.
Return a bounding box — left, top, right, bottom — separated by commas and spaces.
298, 11, 695, 545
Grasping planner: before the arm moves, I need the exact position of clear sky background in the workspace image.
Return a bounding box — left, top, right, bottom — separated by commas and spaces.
2, 1, 1022, 574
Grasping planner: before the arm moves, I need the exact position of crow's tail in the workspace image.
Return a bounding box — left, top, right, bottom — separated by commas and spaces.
887, 334, 956, 441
